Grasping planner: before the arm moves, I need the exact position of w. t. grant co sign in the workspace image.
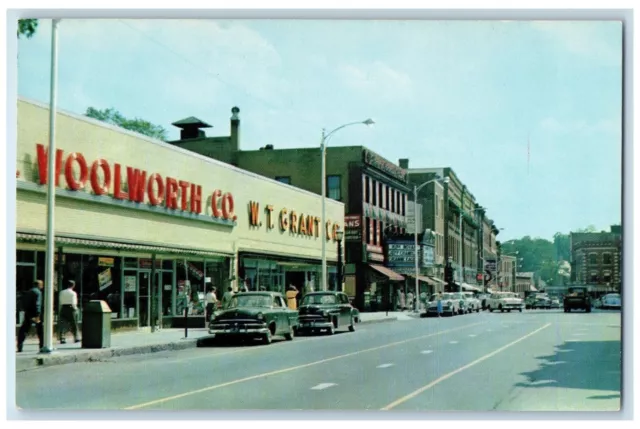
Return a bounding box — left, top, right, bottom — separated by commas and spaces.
19, 144, 237, 226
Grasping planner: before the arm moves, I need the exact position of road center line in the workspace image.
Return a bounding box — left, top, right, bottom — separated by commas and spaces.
377, 363, 395, 368
380, 323, 552, 411
310, 383, 337, 390
123, 321, 485, 410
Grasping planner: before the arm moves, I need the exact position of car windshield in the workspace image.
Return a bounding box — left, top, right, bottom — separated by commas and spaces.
451, 293, 464, 299
442, 293, 455, 300
568, 289, 587, 297
229, 294, 272, 308
503, 293, 518, 298
301, 294, 337, 305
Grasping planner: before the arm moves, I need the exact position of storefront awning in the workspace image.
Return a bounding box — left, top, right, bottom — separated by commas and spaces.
529, 285, 538, 292
369, 264, 405, 281
461, 283, 482, 292
428, 276, 446, 285
16, 232, 230, 259
408, 274, 436, 286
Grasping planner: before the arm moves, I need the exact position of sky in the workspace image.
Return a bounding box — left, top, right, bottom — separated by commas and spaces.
16, 19, 623, 242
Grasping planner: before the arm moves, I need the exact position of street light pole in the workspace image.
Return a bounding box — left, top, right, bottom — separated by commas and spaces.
41, 19, 60, 354
336, 229, 344, 292
320, 119, 374, 291
412, 176, 448, 311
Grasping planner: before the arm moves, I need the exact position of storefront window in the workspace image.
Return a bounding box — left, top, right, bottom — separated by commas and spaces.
177, 260, 205, 315
204, 260, 226, 298
80, 255, 122, 319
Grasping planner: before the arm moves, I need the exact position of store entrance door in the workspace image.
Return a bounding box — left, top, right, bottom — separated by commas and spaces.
138, 271, 151, 327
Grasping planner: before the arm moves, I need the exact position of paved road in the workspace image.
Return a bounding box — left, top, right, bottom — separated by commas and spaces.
15, 309, 621, 411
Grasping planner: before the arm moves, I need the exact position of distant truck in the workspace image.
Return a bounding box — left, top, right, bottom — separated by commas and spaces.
564, 286, 592, 313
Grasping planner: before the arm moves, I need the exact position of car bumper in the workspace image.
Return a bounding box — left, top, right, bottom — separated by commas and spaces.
298, 320, 333, 329
502, 304, 524, 309
209, 327, 270, 336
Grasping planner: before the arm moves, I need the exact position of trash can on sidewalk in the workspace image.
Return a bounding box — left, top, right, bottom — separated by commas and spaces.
82, 300, 112, 349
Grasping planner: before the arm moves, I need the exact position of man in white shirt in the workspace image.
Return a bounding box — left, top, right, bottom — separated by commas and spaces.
204, 284, 218, 322
58, 280, 80, 344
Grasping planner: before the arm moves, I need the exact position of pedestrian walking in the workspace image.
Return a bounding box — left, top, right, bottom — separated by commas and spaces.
407, 291, 414, 312
420, 291, 427, 311
17, 280, 44, 352
58, 280, 80, 344
286, 285, 299, 310
436, 292, 443, 317
204, 284, 217, 322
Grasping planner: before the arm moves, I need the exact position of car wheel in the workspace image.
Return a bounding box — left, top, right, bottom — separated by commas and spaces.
349, 316, 356, 332
586, 307, 591, 313
262, 330, 272, 345
507, 309, 511, 313
284, 325, 295, 341
327, 325, 335, 335
500, 305, 504, 313
489, 307, 494, 313
519, 309, 523, 313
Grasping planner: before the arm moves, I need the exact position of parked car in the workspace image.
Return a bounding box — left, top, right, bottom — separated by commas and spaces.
563, 287, 591, 313
531, 294, 552, 309
208, 292, 298, 344
487, 292, 524, 313
593, 297, 603, 309
463, 292, 481, 313
476, 293, 490, 310
424, 293, 460, 317
550, 297, 561, 309
600, 293, 621, 310
450, 292, 470, 315
297, 291, 357, 335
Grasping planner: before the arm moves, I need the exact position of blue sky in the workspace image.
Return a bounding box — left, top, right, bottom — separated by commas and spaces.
16, 19, 622, 242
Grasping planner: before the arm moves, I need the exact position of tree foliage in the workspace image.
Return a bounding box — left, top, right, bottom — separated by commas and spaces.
18, 19, 38, 39
85, 107, 168, 141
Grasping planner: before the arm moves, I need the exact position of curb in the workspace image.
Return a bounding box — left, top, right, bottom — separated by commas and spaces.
357, 316, 398, 325
16, 339, 199, 372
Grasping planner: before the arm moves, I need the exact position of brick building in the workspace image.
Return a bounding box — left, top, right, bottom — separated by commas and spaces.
168, 109, 411, 311
405, 166, 501, 293
570, 225, 622, 293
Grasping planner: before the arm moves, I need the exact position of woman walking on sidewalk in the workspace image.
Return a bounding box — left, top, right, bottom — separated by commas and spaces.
436, 292, 443, 317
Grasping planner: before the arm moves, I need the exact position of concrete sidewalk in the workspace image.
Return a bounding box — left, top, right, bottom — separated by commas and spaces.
14, 311, 408, 372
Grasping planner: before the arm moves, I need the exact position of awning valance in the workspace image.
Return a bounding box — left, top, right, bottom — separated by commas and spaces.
16, 232, 230, 259
529, 285, 538, 291
369, 264, 405, 281
429, 276, 446, 285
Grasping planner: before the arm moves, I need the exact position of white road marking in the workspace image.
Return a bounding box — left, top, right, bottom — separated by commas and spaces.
381, 323, 552, 410
546, 361, 567, 365
420, 350, 433, 354
310, 383, 337, 390
528, 380, 558, 386
449, 341, 458, 344
377, 363, 395, 369
469, 334, 477, 337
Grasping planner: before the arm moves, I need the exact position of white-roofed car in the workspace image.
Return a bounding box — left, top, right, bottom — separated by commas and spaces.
424, 293, 460, 317
487, 292, 524, 313
462, 292, 481, 313
600, 293, 621, 310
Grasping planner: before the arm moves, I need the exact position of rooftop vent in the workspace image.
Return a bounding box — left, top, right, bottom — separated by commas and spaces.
172, 116, 212, 140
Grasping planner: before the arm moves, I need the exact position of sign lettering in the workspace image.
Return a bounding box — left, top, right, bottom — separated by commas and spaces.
249, 201, 340, 241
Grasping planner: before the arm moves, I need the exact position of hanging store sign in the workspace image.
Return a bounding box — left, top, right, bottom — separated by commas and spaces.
344, 215, 362, 242
247, 201, 342, 242
32, 144, 237, 225
386, 242, 417, 268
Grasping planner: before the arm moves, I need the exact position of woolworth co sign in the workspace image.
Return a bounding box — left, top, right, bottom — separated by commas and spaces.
28, 144, 237, 224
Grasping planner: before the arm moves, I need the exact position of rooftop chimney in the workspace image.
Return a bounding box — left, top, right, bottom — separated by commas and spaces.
230, 106, 240, 152
172, 116, 212, 140
399, 158, 409, 169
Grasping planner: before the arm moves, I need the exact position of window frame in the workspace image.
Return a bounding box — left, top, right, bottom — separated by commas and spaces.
326, 175, 342, 201
275, 176, 291, 185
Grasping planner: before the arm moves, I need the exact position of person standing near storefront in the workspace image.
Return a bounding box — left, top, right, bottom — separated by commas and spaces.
286, 285, 298, 310
407, 291, 414, 312
221, 286, 234, 309
58, 280, 80, 344
17, 280, 44, 352
205, 285, 217, 321
436, 292, 443, 317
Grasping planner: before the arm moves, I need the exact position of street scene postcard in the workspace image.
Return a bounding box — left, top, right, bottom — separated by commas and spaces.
12, 16, 624, 414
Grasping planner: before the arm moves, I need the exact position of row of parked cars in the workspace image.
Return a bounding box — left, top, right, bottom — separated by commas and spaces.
207, 291, 360, 345
423, 291, 526, 317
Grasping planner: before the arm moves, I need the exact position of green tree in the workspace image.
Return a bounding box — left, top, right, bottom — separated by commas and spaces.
85, 107, 168, 141
18, 19, 38, 39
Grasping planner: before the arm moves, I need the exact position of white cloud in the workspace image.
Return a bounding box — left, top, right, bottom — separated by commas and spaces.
339, 61, 413, 101
529, 21, 621, 67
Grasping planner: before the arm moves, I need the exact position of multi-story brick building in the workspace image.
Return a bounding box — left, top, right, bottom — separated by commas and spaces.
570, 225, 622, 293
515, 272, 535, 296
499, 255, 516, 292
404, 166, 500, 293
168, 110, 411, 311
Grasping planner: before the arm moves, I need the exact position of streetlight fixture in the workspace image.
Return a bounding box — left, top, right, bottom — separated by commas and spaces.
320, 119, 374, 291
335, 228, 344, 292
413, 176, 449, 311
